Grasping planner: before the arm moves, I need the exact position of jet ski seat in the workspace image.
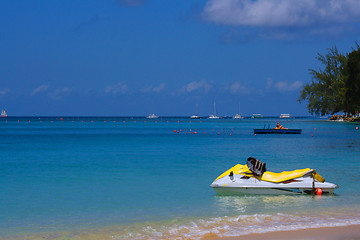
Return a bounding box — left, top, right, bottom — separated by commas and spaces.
215, 162, 325, 183
247, 157, 266, 176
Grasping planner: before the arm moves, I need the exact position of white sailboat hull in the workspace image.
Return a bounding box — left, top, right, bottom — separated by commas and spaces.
1, 109, 7, 117
233, 114, 243, 119
146, 114, 158, 119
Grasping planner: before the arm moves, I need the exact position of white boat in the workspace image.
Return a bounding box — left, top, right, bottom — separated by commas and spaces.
190, 104, 201, 119
233, 114, 243, 119
280, 113, 291, 118
208, 114, 220, 119
251, 114, 263, 118
190, 115, 201, 119
233, 104, 244, 119
146, 114, 159, 119
1, 109, 7, 117
208, 102, 220, 119
210, 157, 338, 195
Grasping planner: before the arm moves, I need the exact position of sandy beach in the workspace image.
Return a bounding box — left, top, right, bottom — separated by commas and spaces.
208, 224, 360, 240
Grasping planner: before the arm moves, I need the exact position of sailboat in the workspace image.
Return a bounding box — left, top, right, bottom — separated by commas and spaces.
1, 109, 7, 117
146, 113, 158, 119
190, 104, 201, 119
208, 102, 220, 119
146, 102, 159, 119
233, 103, 244, 119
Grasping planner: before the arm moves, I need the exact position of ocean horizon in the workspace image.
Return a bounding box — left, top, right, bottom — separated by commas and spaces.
1, 116, 359, 239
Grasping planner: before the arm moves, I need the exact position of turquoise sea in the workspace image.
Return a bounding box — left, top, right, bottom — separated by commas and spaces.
0, 117, 360, 239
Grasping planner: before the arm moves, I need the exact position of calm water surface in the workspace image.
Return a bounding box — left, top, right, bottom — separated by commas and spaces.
0, 117, 359, 239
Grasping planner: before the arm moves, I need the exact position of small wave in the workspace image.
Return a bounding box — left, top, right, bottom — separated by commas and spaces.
110, 210, 360, 240
5, 209, 360, 240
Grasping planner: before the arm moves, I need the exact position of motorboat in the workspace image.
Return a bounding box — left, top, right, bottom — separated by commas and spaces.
280, 113, 291, 118
251, 114, 263, 118
146, 113, 159, 119
210, 157, 338, 195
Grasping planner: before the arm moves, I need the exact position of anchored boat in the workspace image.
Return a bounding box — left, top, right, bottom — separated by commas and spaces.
208, 102, 220, 119
254, 123, 301, 134
280, 113, 291, 118
146, 113, 159, 119
254, 129, 301, 134
251, 113, 263, 118
1, 109, 7, 117
190, 104, 201, 119
210, 157, 338, 195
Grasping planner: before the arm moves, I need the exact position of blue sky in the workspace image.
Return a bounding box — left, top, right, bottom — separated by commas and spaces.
1, 0, 360, 116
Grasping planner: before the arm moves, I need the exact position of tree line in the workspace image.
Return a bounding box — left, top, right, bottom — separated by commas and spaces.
299, 44, 360, 116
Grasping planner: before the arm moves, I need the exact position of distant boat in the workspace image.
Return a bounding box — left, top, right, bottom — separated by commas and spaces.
233, 104, 244, 119
190, 104, 201, 119
208, 114, 220, 119
280, 113, 291, 118
147, 102, 159, 119
233, 114, 243, 119
251, 114, 263, 119
208, 102, 220, 119
1, 109, 7, 117
146, 114, 159, 119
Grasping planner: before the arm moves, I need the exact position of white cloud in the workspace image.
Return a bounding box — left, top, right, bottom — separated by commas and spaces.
141, 83, 166, 93
224, 81, 248, 94
181, 80, 212, 93
266, 77, 273, 88
50, 87, 71, 100
0, 88, 10, 97
266, 78, 302, 92
31, 85, 49, 96
105, 82, 128, 95
275, 80, 302, 92
202, 0, 360, 27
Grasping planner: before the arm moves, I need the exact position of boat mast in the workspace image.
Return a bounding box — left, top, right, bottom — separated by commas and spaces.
214, 102, 217, 116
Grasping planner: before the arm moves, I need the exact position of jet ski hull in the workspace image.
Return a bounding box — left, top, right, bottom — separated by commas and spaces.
210, 175, 337, 195
211, 186, 335, 195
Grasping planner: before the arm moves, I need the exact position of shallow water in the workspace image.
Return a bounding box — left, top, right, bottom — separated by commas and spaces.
0, 117, 359, 239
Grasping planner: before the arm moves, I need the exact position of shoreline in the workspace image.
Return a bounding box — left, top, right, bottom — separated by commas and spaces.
329, 114, 360, 122
209, 224, 360, 240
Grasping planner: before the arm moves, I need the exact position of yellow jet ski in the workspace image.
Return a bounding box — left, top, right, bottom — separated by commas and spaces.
210, 157, 338, 195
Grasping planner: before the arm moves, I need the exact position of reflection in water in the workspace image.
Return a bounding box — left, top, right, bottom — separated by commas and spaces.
213, 195, 337, 215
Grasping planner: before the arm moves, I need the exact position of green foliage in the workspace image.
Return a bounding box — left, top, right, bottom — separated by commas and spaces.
345, 49, 360, 114
299, 46, 347, 116
299, 43, 360, 116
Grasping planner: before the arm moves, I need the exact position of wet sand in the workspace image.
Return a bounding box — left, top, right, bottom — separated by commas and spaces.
208, 224, 360, 240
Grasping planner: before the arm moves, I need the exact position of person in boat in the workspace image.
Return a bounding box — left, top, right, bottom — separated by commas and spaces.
274, 122, 287, 129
